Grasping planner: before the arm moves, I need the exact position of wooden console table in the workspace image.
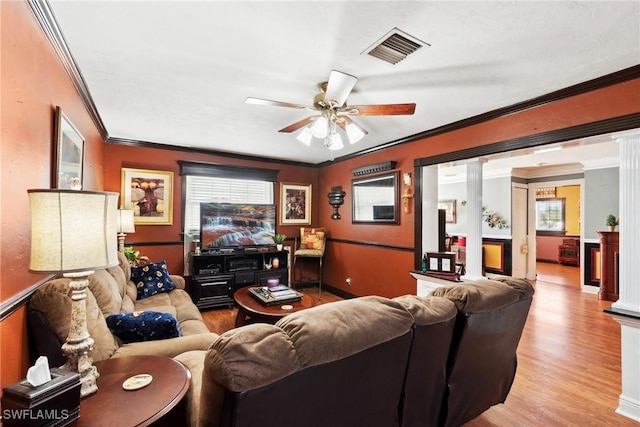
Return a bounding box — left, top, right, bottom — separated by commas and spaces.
596, 231, 619, 301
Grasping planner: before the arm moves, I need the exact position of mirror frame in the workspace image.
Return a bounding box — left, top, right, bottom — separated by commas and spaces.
351, 171, 400, 224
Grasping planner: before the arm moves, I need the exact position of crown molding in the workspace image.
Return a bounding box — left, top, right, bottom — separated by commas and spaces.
28, 0, 108, 140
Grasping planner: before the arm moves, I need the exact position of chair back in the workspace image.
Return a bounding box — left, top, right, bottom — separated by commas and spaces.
295, 227, 326, 256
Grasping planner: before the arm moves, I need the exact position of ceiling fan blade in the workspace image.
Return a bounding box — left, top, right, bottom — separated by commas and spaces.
245, 97, 313, 110
347, 103, 416, 116
324, 70, 357, 107
278, 116, 319, 133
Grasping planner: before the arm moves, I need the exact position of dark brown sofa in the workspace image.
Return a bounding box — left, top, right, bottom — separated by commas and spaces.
177, 277, 534, 427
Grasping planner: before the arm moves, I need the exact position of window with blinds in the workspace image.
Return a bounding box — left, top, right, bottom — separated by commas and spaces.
179, 160, 279, 235
184, 175, 274, 233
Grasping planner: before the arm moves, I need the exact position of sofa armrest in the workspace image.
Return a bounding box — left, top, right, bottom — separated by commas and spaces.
170, 274, 186, 290
174, 350, 207, 427
111, 332, 218, 359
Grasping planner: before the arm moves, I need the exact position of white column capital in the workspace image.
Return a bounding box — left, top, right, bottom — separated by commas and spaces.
612, 128, 640, 142
465, 157, 488, 165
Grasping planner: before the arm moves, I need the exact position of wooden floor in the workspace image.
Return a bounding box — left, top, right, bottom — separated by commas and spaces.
467, 262, 635, 426
200, 265, 636, 426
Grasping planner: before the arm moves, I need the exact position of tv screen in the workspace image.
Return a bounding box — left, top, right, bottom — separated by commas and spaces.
200, 203, 276, 249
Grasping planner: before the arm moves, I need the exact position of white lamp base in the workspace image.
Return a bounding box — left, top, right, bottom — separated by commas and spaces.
61, 271, 99, 397
118, 233, 127, 253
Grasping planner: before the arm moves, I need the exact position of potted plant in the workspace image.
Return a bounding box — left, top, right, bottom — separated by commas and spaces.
273, 234, 287, 251
606, 214, 618, 231
123, 246, 149, 266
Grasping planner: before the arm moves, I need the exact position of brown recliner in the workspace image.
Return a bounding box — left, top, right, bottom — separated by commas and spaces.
193, 295, 458, 427
431, 277, 535, 427
393, 295, 459, 427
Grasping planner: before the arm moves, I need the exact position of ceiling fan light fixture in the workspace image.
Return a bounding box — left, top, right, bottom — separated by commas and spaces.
310, 116, 328, 138
346, 122, 366, 144
296, 127, 313, 146
325, 132, 344, 151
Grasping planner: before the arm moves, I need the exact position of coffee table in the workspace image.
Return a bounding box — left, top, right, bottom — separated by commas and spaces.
234, 286, 316, 327
72, 355, 190, 427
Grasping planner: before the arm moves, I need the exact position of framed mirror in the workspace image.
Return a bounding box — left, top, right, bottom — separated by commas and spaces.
352, 171, 399, 224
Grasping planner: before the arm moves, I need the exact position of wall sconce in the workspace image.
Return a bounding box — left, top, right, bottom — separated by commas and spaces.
401, 172, 413, 214
327, 186, 346, 220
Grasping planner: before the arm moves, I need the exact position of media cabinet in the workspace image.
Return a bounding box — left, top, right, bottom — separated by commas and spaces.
189, 248, 289, 310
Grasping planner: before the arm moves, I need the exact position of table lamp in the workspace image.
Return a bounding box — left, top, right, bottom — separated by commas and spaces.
28, 189, 119, 397
116, 207, 135, 252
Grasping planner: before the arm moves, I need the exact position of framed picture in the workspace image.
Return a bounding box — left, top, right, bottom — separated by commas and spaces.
53, 106, 84, 189
121, 168, 174, 225
438, 199, 457, 224
279, 182, 311, 225
426, 252, 457, 274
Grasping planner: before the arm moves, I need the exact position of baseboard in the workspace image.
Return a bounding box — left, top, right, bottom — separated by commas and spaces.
616, 394, 640, 422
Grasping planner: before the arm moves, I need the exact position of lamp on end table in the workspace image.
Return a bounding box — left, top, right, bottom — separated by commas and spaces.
28, 189, 119, 397
116, 207, 135, 252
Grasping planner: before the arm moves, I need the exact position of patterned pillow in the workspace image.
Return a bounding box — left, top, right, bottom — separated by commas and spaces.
106, 311, 182, 344
131, 260, 177, 300
300, 227, 325, 250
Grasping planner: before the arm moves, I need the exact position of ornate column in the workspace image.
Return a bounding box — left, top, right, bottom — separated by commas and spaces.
606, 129, 640, 422
463, 158, 486, 280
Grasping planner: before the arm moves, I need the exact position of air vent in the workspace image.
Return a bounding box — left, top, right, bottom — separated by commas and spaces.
363, 28, 429, 65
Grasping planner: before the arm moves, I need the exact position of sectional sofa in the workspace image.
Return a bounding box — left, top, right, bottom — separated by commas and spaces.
176, 277, 534, 427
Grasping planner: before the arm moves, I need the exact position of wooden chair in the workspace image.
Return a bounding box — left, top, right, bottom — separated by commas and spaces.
293, 227, 326, 298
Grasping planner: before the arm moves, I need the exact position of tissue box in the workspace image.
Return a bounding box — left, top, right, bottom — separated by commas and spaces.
1, 368, 80, 427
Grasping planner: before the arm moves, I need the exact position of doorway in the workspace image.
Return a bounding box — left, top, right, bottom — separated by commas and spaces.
527, 179, 583, 287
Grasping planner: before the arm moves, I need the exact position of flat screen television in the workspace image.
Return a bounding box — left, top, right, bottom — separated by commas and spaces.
200, 202, 276, 249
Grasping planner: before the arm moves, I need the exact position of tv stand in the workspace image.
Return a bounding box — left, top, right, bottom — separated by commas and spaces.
189, 248, 288, 310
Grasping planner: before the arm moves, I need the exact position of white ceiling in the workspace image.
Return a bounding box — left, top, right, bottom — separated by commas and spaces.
48, 1, 639, 165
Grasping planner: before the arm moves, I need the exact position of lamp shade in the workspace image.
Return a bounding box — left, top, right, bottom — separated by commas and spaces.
28, 189, 119, 273
117, 208, 136, 233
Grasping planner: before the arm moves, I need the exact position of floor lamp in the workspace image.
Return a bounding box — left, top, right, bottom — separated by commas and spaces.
117, 207, 135, 252
28, 189, 119, 397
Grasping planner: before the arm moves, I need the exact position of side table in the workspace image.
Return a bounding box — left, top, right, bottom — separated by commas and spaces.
71, 355, 190, 427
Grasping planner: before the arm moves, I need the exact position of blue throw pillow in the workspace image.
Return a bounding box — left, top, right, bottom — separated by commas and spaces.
106, 311, 182, 344
131, 260, 177, 299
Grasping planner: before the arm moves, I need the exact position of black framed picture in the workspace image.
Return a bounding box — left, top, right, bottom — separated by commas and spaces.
53, 106, 84, 189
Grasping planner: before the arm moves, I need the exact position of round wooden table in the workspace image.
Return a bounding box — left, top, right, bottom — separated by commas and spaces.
234, 286, 316, 327
72, 355, 190, 427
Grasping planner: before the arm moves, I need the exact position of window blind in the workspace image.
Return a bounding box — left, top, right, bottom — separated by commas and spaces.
184, 176, 274, 233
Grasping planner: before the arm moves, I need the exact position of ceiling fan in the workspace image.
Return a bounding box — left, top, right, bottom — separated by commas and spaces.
245, 70, 416, 151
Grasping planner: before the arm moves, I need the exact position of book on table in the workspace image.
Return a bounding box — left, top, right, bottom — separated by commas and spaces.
248, 286, 302, 306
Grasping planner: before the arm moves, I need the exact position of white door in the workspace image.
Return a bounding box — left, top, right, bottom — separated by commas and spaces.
511, 184, 529, 279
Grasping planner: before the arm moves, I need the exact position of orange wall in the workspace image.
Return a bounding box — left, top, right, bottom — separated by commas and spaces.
2, 0, 640, 392
1, 1, 108, 388
102, 143, 319, 274
317, 79, 640, 297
